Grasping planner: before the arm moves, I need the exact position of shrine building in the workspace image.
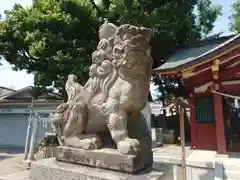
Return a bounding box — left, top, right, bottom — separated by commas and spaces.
153, 34, 240, 154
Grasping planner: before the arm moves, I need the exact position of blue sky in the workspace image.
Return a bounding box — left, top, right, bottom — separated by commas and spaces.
0, 0, 33, 90
211, 0, 236, 35
0, 0, 237, 90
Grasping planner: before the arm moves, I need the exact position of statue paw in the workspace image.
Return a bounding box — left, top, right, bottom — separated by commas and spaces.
117, 138, 140, 155
51, 113, 64, 124
60, 136, 66, 141
65, 134, 102, 150
81, 137, 102, 150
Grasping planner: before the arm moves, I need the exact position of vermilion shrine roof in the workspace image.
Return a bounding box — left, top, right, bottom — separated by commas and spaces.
154, 34, 239, 74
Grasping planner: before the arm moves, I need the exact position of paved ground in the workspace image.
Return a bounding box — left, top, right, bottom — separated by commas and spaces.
153, 144, 217, 166
0, 147, 47, 180
0, 145, 228, 180
0, 145, 182, 179
153, 144, 194, 159
0, 171, 29, 180
0, 146, 174, 180
0, 147, 27, 177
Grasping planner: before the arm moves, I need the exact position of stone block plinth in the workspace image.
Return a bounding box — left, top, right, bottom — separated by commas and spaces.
55, 146, 153, 173
29, 158, 164, 180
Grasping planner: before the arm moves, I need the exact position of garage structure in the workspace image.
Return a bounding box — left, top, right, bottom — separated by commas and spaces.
0, 86, 62, 148
0, 112, 29, 147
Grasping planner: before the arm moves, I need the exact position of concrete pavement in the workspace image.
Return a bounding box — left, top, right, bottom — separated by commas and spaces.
0, 155, 26, 177
0, 147, 28, 177
0, 171, 29, 180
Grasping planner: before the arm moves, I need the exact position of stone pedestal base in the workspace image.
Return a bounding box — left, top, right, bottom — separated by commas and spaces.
29, 158, 164, 180
55, 146, 153, 173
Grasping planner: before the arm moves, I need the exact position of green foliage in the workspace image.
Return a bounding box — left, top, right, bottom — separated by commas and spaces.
0, 0, 99, 97
231, 0, 240, 32
0, 0, 221, 99
94, 0, 222, 68
38, 135, 59, 149
196, 0, 222, 37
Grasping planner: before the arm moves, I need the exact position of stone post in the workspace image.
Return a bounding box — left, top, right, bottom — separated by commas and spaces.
173, 165, 179, 180
24, 115, 32, 160
24, 98, 35, 160
28, 112, 39, 160
214, 161, 224, 180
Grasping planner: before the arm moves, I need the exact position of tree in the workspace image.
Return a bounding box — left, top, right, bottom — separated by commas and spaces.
0, 0, 221, 99
0, 0, 99, 98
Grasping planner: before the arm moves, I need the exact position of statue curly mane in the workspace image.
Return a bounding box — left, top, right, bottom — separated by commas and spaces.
88, 24, 152, 104
111, 25, 152, 81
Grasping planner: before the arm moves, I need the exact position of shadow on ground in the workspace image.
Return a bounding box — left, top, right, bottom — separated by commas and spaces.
0, 147, 24, 161
228, 152, 240, 158
0, 147, 24, 154
0, 155, 13, 161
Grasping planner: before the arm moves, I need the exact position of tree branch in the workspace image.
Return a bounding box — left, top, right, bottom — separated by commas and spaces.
89, 0, 102, 18
19, 49, 39, 61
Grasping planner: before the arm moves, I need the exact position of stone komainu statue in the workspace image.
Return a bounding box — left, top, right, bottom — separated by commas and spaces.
52, 22, 153, 155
